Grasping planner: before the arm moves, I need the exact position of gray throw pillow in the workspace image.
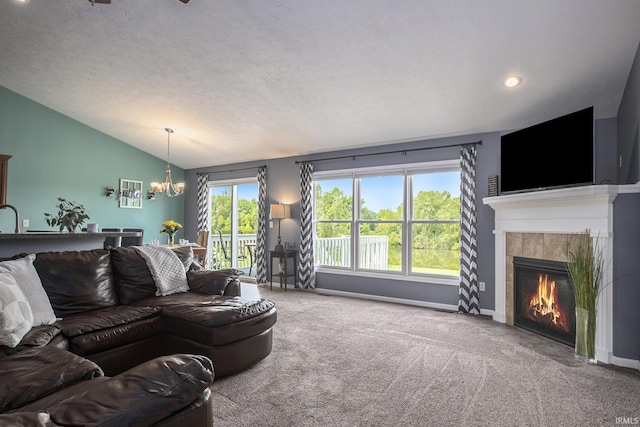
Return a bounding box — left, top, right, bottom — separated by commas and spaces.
0, 272, 34, 348
0, 255, 57, 326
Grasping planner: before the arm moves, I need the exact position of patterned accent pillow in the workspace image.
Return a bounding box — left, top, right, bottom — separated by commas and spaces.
0, 272, 34, 348
0, 254, 57, 326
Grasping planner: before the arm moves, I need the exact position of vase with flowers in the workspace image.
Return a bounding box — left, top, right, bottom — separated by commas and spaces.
160, 220, 182, 246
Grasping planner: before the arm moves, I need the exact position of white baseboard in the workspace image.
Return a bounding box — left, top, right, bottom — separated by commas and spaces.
315, 288, 493, 314
610, 355, 640, 371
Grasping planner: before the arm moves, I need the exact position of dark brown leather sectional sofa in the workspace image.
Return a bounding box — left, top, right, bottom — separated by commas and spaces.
0, 246, 277, 425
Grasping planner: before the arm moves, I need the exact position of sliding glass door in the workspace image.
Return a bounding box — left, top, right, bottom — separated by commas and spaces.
209, 178, 258, 277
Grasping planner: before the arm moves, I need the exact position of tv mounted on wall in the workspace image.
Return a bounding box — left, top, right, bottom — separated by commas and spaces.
500, 106, 594, 194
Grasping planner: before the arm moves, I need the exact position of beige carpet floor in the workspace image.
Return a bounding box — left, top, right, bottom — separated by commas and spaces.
210, 286, 640, 426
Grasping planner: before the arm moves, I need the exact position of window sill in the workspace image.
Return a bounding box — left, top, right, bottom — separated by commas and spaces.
315, 266, 459, 286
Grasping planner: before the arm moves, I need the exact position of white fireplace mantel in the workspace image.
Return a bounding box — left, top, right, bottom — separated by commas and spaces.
484, 184, 640, 366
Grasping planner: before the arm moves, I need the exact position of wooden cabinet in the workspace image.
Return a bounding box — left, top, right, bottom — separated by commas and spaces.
0, 154, 11, 205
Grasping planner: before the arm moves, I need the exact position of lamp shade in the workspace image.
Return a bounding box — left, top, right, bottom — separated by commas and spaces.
270, 203, 291, 219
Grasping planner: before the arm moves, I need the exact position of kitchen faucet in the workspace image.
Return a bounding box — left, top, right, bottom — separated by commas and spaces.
0, 204, 20, 233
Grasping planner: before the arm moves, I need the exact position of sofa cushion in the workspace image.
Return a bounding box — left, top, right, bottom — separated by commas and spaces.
0, 346, 103, 412
9, 376, 110, 414
134, 294, 277, 346
187, 268, 242, 296
0, 272, 34, 348
170, 245, 196, 270
56, 306, 163, 356
111, 246, 195, 304
33, 250, 118, 317
0, 325, 63, 357
110, 247, 156, 304
0, 254, 57, 327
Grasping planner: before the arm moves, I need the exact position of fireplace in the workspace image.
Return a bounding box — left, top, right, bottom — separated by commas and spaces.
513, 256, 576, 346
484, 185, 640, 367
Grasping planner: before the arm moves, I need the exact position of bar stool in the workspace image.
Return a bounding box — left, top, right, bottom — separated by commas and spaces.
121, 228, 144, 247
102, 228, 122, 249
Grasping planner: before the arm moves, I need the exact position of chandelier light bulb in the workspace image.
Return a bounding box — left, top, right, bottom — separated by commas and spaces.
152, 128, 185, 197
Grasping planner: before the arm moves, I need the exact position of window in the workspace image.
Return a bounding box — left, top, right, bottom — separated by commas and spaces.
313, 161, 460, 279
314, 178, 353, 268
208, 179, 258, 276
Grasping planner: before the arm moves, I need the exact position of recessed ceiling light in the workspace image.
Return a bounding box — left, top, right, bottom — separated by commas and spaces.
504, 76, 522, 88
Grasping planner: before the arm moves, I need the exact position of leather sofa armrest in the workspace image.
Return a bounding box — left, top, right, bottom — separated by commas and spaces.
47, 354, 214, 427
187, 269, 242, 296
0, 347, 103, 412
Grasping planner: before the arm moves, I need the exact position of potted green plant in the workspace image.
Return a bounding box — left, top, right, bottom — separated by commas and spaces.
44, 197, 90, 233
565, 229, 604, 362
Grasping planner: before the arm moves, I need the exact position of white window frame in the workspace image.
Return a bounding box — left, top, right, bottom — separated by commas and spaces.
313, 160, 460, 286
207, 177, 258, 266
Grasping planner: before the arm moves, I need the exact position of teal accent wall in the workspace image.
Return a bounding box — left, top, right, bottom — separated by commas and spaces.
0, 86, 185, 243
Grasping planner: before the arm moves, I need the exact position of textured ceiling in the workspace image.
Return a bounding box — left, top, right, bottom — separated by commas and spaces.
1, 0, 639, 169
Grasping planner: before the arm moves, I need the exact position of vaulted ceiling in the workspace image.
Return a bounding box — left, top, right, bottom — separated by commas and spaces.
1, 0, 639, 169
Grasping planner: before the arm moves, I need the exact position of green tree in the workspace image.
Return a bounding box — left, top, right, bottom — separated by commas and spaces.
412, 191, 460, 250
315, 184, 352, 238
211, 190, 231, 233
210, 191, 258, 234
238, 198, 257, 234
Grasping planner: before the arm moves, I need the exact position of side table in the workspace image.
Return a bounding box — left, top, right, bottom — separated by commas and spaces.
269, 250, 298, 291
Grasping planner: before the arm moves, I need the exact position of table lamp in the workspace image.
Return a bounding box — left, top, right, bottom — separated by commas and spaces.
270, 203, 291, 252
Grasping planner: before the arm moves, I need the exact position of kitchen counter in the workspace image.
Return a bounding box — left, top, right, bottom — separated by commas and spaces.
0, 231, 140, 240
0, 231, 142, 257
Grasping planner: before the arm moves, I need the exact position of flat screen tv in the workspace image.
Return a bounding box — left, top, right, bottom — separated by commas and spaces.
500, 106, 594, 194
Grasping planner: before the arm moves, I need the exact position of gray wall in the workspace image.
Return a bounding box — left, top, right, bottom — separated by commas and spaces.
611, 40, 640, 361
618, 41, 640, 184
613, 193, 640, 360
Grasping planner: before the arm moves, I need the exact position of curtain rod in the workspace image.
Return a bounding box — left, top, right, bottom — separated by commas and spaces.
197, 165, 266, 175
295, 140, 482, 164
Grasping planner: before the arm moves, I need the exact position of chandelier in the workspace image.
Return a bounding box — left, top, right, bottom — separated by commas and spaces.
150, 128, 185, 197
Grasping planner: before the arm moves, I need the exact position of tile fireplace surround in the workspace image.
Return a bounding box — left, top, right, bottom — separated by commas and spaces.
484, 184, 640, 368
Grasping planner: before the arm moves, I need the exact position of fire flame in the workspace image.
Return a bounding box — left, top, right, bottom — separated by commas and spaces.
527, 274, 569, 331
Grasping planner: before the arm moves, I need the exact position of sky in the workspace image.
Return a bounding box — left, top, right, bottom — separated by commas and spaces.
210, 183, 258, 201
209, 173, 460, 213
321, 172, 460, 213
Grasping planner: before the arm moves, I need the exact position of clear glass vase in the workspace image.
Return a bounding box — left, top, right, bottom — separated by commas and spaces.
167, 234, 174, 246
575, 307, 596, 363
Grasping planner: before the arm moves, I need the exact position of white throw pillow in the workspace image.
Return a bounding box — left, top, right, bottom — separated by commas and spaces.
0, 272, 34, 348
0, 255, 57, 326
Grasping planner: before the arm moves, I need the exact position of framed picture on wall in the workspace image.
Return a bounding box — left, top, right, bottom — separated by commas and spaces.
118, 178, 143, 209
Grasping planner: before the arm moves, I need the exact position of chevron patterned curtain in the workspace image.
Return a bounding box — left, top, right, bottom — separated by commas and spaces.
255, 167, 268, 284
298, 162, 316, 289
458, 144, 479, 314
197, 174, 209, 231
196, 174, 211, 268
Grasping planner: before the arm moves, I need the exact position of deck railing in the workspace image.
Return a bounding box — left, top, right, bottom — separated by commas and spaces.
315, 235, 388, 269
206, 233, 388, 272
208, 233, 257, 273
